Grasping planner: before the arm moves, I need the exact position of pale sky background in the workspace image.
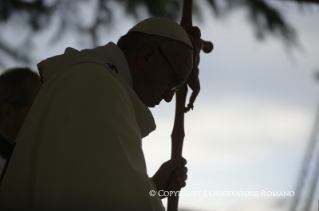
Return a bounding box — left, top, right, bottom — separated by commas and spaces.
0, 1, 318, 211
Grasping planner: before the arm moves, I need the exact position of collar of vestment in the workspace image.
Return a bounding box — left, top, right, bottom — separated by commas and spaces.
37, 43, 156, 138
81, 42, 133, 87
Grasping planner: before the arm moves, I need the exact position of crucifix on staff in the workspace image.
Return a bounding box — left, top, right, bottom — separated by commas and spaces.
0, 0, 212, 210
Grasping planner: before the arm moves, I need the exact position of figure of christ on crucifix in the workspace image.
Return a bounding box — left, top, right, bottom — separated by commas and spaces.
0, 1, 213, 210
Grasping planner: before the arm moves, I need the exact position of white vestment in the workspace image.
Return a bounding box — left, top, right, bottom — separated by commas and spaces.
0, 42, 163, 211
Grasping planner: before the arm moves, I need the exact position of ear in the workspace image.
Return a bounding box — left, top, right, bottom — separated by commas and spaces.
137, 44, 158, 69
1, 103, 16, 124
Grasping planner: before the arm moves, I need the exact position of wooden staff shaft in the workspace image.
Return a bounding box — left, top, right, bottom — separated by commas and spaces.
167, 84, 188, 211
167, 1, 193, 211
180, 0, 193, 31
171, 84, 188, 158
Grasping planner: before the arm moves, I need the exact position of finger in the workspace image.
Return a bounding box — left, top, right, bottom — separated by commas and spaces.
175, 167, 188, 176
162, 157, 186, 166
175, 168, 188, 182
164, 157, 187, 172
175, 171, 187, 181
171, 157, 187, 167
177, 174, 187, 182
180, 157, 187, 166
178, 181, 186, 188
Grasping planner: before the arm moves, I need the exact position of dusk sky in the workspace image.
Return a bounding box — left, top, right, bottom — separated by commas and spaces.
146, 2, 319, 210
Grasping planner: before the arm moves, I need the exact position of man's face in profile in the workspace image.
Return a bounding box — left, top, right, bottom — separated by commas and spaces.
135, 44, 193, 108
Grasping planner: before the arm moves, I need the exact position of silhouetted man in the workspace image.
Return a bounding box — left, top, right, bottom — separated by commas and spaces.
0, 18, 193, 210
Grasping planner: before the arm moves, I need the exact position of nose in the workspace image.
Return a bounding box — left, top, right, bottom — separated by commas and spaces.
163, 90, 175, 102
